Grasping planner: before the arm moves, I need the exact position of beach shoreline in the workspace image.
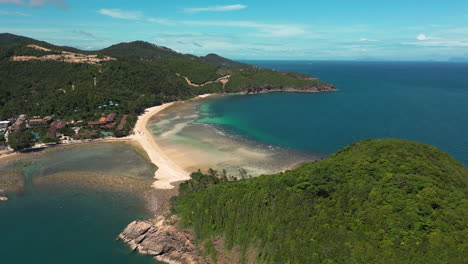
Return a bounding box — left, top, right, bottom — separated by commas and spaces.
124, 94, 214, 189
1, 91, 321, 191
0, 94, 213, 190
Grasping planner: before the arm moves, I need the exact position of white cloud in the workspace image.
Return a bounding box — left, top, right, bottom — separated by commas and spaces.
153, 33, 293, 55
417, 34, 440, 41
98, 8, 143, 20
359, 38, 379, 42
184, 4, 247, 13
0, 9, 31, 16
145, 18, 307, 37
0, 0, 67, 9
183, 20, 306, 37
417, 34, 427, 40
147, 17, 175, 26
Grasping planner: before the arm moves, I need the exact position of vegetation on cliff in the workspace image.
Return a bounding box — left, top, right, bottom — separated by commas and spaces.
174, 139, 468, 263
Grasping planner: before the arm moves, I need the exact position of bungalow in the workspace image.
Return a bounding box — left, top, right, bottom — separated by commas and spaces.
28, 116, 53, 127
88, 113, 117, 127
43, 116, 53, 124
105, 113, 117, 123
100, 122, 117, 129
0, 121, 10, 133
9, 115, 27, 132
28, 119, 48, 127
47, 121, 67, 138
88, 121, 107, 127
9, 122, 24, 132
117, 115, 128, 131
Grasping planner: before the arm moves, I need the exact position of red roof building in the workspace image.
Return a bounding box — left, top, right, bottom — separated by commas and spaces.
88, 121, 107, 126
117, 115, 128, 131
105, 113, 117, 123
47, 121, 67, 138
100, 123, 117, 129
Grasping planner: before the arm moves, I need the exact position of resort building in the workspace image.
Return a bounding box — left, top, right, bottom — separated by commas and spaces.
117, 115, 128, 131
88, 113, 118, 128
43, 116, 54, 123
47, 121, 67, 138
105, 113, 117, 122
28, 119, 48, 127
9, 115, 27, 132
0, 121, 10, 133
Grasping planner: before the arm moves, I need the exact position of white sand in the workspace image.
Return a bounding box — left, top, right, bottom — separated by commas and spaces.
130, 94, 212, 189
0, 94, 211, 190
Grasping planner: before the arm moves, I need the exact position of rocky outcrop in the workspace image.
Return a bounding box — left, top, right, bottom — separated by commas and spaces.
241, 84, 337, 94
118, 216, 211, 264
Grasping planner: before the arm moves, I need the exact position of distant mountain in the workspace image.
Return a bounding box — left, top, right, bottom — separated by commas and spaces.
197, 53, 253, 68
0, 33, 39, 46
0, 33, 86, 53
99, 41, 183, 60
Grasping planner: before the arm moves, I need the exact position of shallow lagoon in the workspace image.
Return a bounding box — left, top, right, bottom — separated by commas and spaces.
0, 142, 160, 264
148, 97, 321, 178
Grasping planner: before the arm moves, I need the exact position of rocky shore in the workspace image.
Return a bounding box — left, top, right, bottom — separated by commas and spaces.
118, 216, 211, 264
239, 84, 337, 94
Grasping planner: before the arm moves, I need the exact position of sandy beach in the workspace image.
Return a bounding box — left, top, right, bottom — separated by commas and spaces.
0, 94, 213, 190
129, 94, 212, 189
0, 93, 316, 190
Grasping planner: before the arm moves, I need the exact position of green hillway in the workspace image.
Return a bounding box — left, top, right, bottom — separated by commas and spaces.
0, 33, 332, 124
174, 138, 467, 264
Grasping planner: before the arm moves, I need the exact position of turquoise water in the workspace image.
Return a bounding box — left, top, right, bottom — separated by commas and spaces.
199, 61, 468, 165
0, 143, 158, 264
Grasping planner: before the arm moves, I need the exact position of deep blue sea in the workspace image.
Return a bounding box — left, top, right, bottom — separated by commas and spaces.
200, 61, 468, 165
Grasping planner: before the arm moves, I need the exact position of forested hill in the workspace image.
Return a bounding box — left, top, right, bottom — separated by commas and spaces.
174, 139, 468, 264
0, 33, 335, 122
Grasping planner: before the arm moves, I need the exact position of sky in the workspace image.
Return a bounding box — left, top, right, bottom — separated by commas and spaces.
0, 0, 467, 61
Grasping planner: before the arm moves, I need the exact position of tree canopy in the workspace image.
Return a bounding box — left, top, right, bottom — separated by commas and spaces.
7, 130, 35, 151
174, 139, 468, 264
0, 33, 333, 123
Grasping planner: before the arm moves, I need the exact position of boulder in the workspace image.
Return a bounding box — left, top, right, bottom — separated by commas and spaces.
117, 217, 210, 264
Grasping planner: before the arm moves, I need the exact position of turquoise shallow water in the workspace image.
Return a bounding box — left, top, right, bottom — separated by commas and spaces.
0, 143, 158, 264
200, 61, 468, 165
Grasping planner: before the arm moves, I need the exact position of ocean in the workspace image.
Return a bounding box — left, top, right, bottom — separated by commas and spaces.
1, 61, 467, 264
200, 61, 468, 165
0, 142, 159, 264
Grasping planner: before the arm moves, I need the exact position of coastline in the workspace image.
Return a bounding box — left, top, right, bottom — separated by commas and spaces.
0, 89, 328, 190
127, 96, 212, 189
0, 94, 212, 190
0, 91, 328, 264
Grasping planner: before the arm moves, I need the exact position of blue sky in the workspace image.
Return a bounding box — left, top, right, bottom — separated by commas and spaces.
1, 0, 467, 60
